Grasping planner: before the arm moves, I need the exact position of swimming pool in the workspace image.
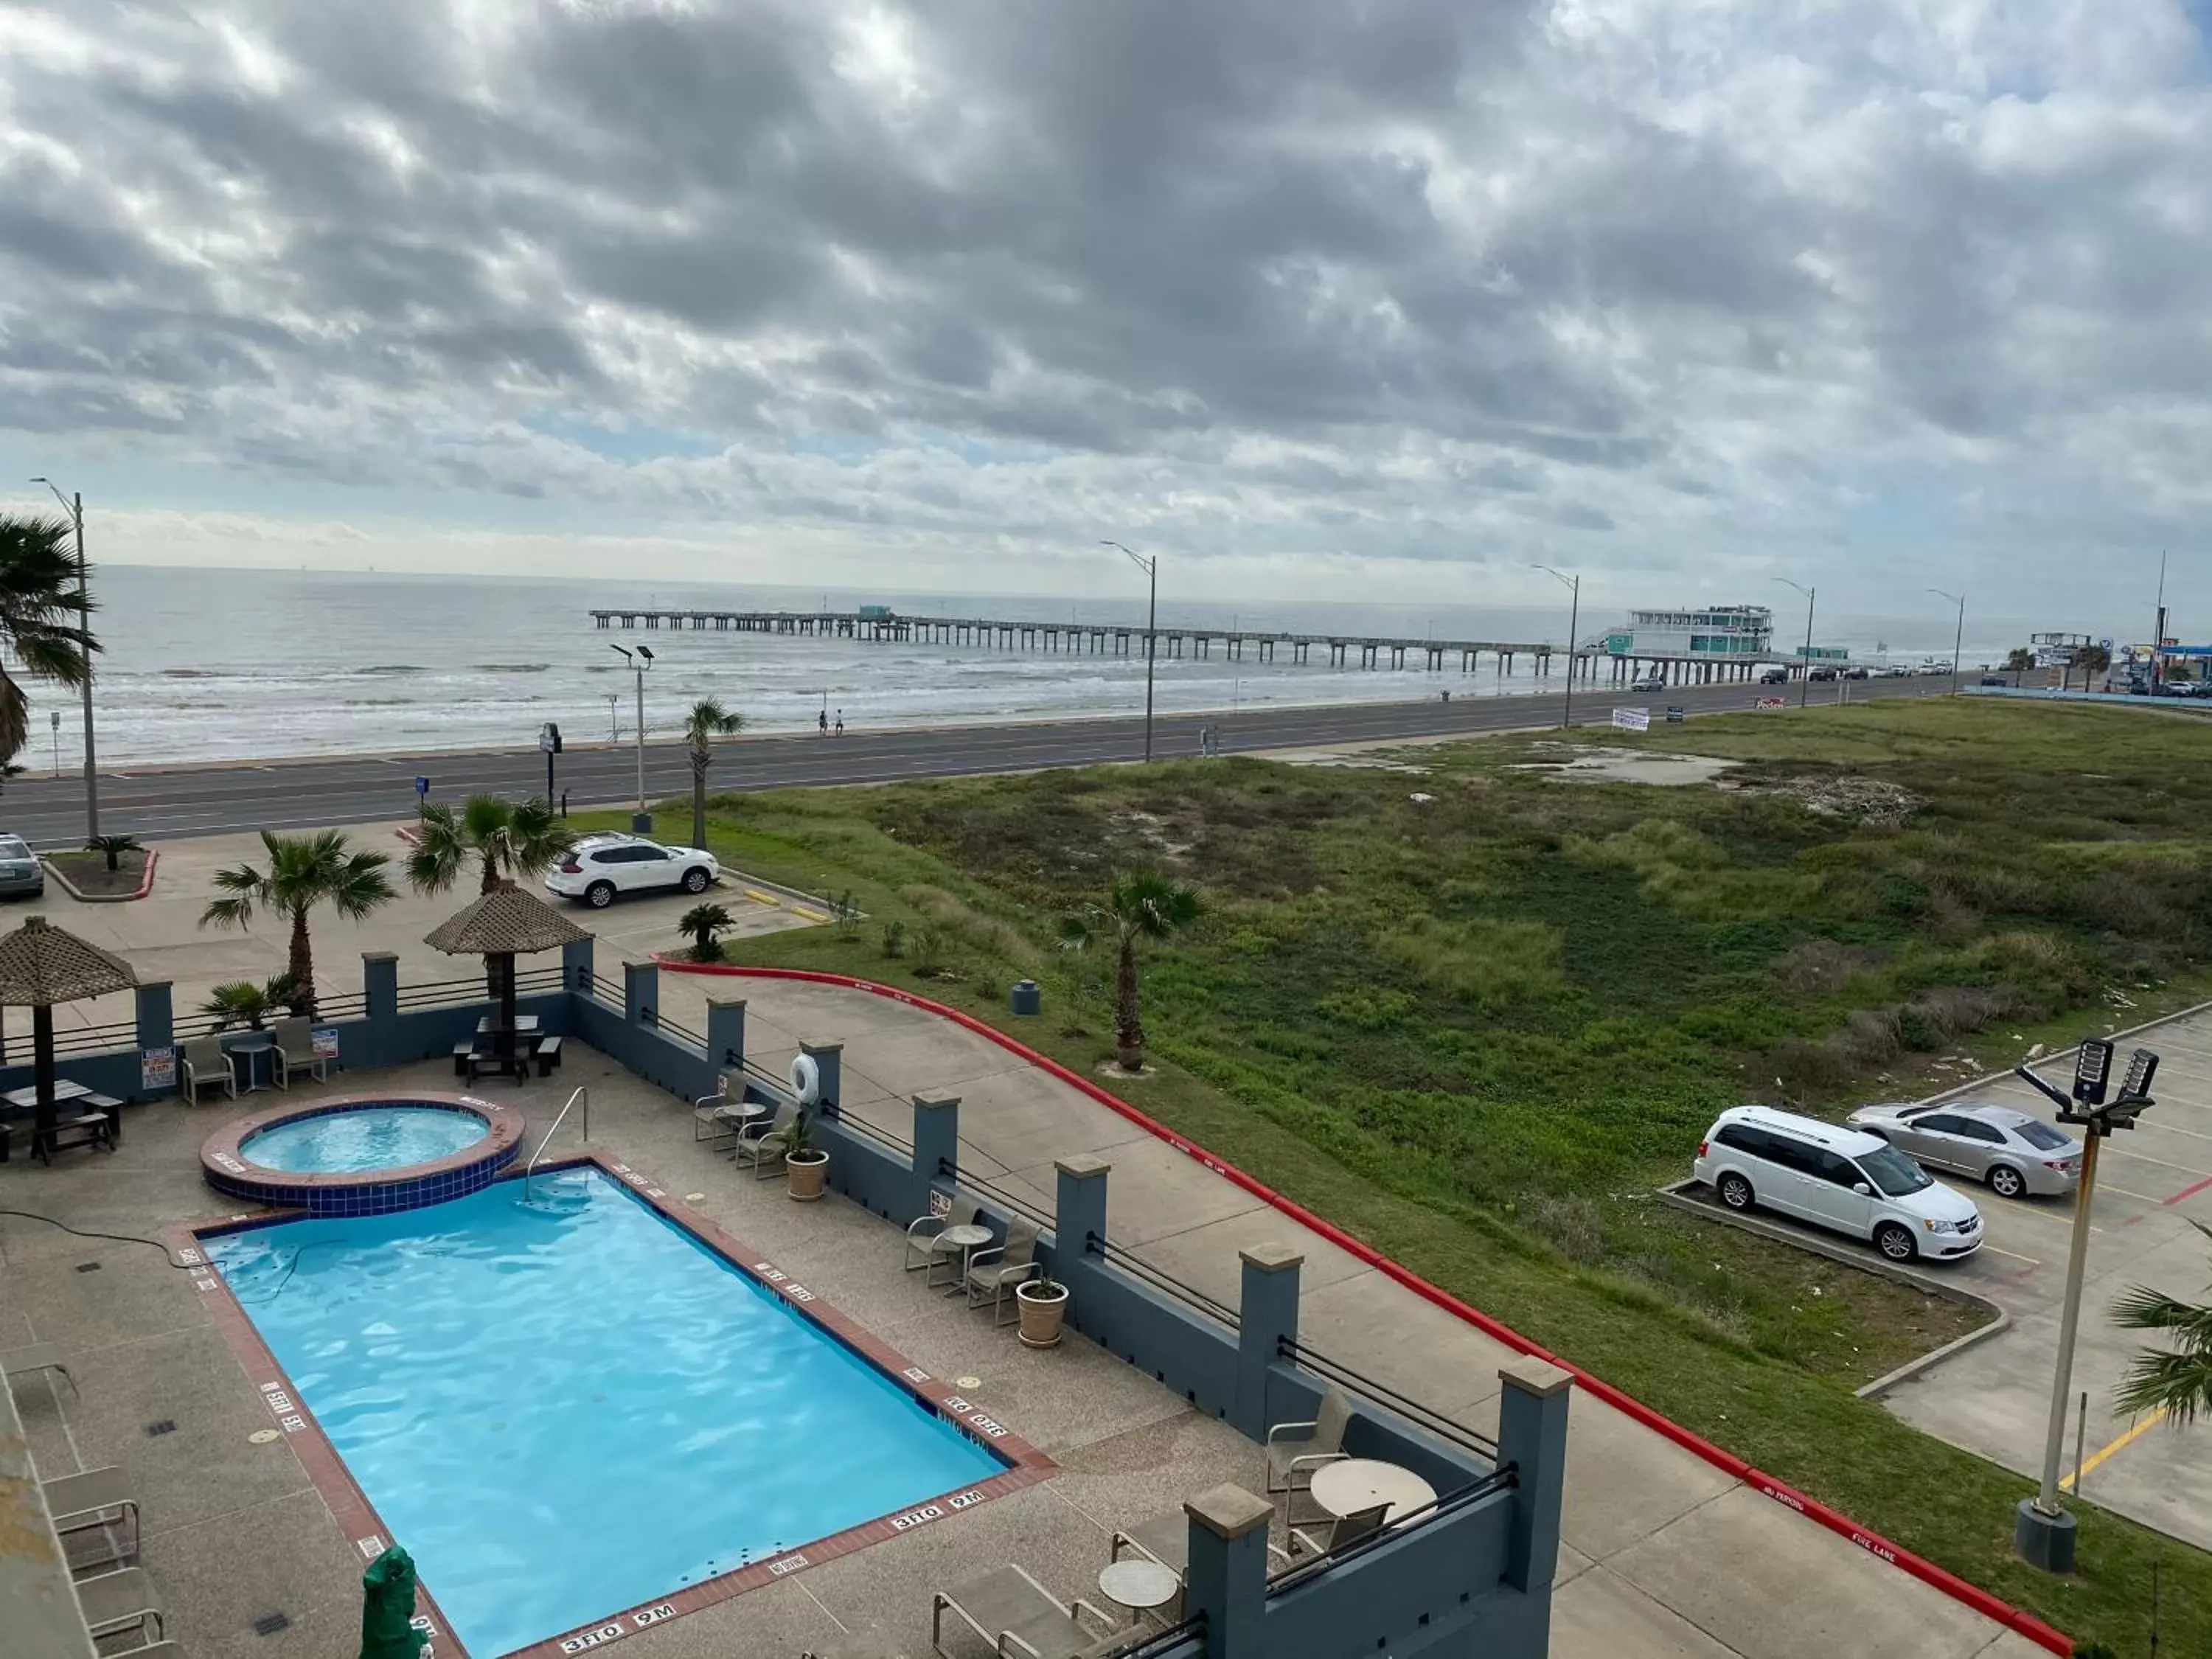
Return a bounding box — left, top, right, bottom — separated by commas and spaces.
242, 1105, 488, 1172
201, 1163, 1023, 1656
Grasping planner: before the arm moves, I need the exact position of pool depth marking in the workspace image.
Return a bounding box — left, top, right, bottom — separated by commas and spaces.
188, 1150, 1055, 1659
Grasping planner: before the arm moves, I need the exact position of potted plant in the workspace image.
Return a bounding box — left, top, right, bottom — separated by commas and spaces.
1015, 1273, 1069, 1349
780, 1111, 830, 1202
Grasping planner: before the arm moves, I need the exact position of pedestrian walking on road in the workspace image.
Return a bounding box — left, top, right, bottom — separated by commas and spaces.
818, 709, 829, 737
559, 790, 568, 818
834, 709, 845, 736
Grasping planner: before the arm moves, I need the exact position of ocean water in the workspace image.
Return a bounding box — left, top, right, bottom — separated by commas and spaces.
206, 1166, 1008, 1657
37, 564, 2034, 766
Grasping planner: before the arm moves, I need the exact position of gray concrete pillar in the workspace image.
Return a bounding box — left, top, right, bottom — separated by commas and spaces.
1054, 1155, 1110, 1320
1497, 1357, 1573, 1595
363, 952, 398, 1023
1184, 1484, 1273, 1659
623, 959, 658, 1027
133, 981, 173, 1060
706, 998, 745, 1077
912, 1093, 961, 1222
801, 1040, 842, 1113
1235, 1245, 1302, 1437
562, 935, 594, 994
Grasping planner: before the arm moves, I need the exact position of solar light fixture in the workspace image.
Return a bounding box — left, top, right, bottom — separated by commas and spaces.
2070, 1037, 2113, 1105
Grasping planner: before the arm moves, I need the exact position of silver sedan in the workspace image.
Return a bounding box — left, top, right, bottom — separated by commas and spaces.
1842, 1102, 2081, 1200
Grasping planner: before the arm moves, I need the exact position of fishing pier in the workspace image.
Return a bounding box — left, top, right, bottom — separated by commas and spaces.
586, 608, 1784, 685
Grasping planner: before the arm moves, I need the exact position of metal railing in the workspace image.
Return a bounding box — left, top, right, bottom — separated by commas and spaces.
1102, 1613, 1205, 1657
1279, 1336, 1500, 1458
942, 1158, 1056, 1231
832, 1108, 912, 1156
394, 974, 498, 1011
656, 1012, 706, 1051
1088, 1233, 1239, 1330
590, 973, 628, 1004
1264, 1464, 1517, 1598
526, 1086, 589, 1195
316, 991, 370, 1020
46, 1018, 145, 1057
515, 965, 565, 992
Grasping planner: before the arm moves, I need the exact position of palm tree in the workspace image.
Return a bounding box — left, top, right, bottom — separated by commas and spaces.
1060, 873, 1203, 1072
407, 794, 573, 896
683, 698, 746, 850
200, 830, 396, 1018
0, 514, 99, 766
2114, 1221, 2212, 1425
2003, 646, 2034, 686
86, 833, 142, 872
679, 902, 735, 962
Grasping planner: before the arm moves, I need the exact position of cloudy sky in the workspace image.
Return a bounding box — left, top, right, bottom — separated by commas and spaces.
1, 0, 2207, 622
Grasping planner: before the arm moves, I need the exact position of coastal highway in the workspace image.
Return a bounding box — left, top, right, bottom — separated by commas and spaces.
1, 675, 1961, 847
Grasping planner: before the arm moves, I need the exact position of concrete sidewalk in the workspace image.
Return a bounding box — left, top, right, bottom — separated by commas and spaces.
711, 973, 2049, 1659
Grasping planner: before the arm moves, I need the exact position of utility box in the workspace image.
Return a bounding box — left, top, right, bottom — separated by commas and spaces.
1009, 979, 1042, 1016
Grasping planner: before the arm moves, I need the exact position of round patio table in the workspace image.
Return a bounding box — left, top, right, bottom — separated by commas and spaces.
1308, 1458, 1437, 1526
1097, 1558, 1180, 1624
229, 1034, 277, 1094
933, 1222, 994, 1293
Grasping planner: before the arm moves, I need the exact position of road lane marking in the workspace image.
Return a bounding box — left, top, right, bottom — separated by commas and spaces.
2062, 1409, 2167, 1492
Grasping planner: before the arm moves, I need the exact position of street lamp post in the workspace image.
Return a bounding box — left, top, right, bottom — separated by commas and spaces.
2009, 1043, 2160, 1572
1775, 578, 1816, 708
608, 643, 653, 831
1101, 540, 1158, 762
29, 479, 97, 838
1532, 566, 1579, 729
1928, 589, 1966, 695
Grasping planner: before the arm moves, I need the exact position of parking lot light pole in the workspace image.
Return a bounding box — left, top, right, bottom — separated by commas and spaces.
1928, 589, 1966, 695
1533, 566, 1579, 730
29, 479, 96, 838
1100, 540, 1157, 762
2009, 1042, 2160, 1572
1775, 577, 1815, 708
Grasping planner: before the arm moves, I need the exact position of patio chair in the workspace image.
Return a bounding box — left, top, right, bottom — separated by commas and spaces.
931, 1563, 1119, 1659
180, 1037, 236, 1105
41, 1466, 139, 1569
1265, 1386, 1354, 1508
693, 1088, 737, 1146
75, 1565, 164, 1646
1111, 1511, 1293, 1590
964, 1218, 1040, 1326
270, 1016, 324, 1088
1290, 1501, 1389, 1559
905, 1194, 980, 1286
2, 1340, 77, 1397
738, 1101, 796, 1180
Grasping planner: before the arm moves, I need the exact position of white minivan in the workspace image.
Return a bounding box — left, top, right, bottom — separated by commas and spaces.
1692, 1105, 1983, 1263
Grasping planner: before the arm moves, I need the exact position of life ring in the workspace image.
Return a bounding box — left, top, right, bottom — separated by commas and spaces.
787, 1052, 821, 1106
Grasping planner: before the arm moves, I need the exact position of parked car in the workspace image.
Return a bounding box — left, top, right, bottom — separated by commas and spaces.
1807, 666, 1838, 682
1758, 668, 1790, 685
1630, 672, 1668, 693
1844, 667, 1871, 680
0, 835, 41, 899
1979, 674, 2011, 687
1882, 665, 1915, 678
1692, 1105, 1983, 1262
544, 833, 721, 908
1843, 1102, 2080, 1200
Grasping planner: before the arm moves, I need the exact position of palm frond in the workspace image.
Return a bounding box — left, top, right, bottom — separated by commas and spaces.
2112, 1283, 2212, 1347
200, 894, 257, 931
327, 852, 397, 920
406, 803, 467, 894
2115, 1346, 2212, 1425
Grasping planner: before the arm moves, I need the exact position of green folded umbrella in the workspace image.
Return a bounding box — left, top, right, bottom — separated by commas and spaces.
360, 1545, 424, 1659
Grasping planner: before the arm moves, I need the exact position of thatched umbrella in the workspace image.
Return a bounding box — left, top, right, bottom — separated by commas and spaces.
424, 883, 588, 1062
0, 915, 138, 1155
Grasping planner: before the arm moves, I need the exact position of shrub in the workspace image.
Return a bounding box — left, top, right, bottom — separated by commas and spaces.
880, 919, 906, 959
1526, 1194, 1607, 1265
1315, 988, 1418, 1031
911, 924, 950, 977
1775, 939, 1881, 995
1372, 914, 1563, 1009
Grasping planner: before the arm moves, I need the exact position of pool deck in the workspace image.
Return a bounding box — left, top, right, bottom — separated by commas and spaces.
4, 951, 2053, 1658
1, 1048, 1276, 1658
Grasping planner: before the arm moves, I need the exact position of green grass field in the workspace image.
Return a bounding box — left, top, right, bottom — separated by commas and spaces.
588, 697, 2212, 1652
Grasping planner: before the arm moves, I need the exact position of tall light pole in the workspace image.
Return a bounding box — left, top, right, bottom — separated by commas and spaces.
1775, 577, 1816, 708
1532, 566, 1579, 730
609, 642, 653, 830
29, 479, 96, 838
1928, 588, 1966, 695
1101, 540, 1158, 762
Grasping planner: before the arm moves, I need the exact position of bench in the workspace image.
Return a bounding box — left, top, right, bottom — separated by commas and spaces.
534, 1035, 563, 1078
465, 1048, 528, 1086
0, 1106, 112, 1165
452, 1041, 476, 1077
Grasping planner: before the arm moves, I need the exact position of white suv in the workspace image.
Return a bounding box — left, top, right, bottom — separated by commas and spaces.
544, 834, 721, 909
1692, 1105, 1983, 1263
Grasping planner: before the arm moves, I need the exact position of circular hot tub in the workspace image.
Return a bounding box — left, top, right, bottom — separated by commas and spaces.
201, 1093, 526, 1216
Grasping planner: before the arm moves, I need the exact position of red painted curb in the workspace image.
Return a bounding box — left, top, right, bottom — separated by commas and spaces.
662, 961, 2071, 1655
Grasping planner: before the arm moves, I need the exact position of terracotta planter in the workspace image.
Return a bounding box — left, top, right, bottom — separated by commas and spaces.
1015, 1281, 1068, 1349
785, 1149, 830, 1202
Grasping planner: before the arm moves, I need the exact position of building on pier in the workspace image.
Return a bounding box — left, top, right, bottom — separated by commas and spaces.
1588, 605, 1774, 661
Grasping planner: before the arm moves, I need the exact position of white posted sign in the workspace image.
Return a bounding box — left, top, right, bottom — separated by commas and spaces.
1611, 707, 1651, 732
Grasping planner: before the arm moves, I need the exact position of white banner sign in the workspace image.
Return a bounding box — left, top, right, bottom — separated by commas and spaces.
1611, 707, 1650, 732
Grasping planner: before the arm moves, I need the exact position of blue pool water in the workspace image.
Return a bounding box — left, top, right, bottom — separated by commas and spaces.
205, 1168, 1007, 1655
242, 1105, 487, 1172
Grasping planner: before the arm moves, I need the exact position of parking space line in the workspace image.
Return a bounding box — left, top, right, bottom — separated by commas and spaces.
1994, 1204, 2100, 1234
2100, 1185, 2167, 1206
2102, 1144, 2212, 1180
1978, 1244, 2039, 1265
2062, 1408, 2168, 1492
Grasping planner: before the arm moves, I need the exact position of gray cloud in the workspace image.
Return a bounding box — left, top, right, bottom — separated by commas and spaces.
1, 0, 2210, 610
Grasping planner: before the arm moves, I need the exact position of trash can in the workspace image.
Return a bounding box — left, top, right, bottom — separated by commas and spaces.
1009, 979, 1042, 1016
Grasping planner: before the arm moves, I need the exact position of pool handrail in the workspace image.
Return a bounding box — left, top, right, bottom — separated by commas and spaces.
525, 1085, 589, 1195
